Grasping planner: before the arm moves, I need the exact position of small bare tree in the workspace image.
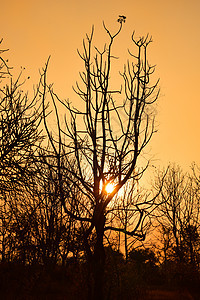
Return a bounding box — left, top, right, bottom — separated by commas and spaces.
0, 46, 43, 191
106, 179, 154, 262
153, 164, 200, 266
0, 39, 44, 265
41, 16, 159, 299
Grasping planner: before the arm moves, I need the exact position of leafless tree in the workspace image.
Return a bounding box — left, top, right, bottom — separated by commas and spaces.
0, 39, 46, 265
0, 46, 43, 192
105, 179, 154, 262
41, 17, 159, 299
32, 150, 81, 267
153, 164, 200, 266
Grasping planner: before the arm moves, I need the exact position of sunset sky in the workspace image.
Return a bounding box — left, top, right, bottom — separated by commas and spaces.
1, 0, 200, 170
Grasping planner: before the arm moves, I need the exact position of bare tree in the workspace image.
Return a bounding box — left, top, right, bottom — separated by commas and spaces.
32, 150, 81, 267
105, 179, 153, 262
0, 39, 46, 266
153, 164, 200, 266
0, 48, 43, 192
41, 16, 159, 299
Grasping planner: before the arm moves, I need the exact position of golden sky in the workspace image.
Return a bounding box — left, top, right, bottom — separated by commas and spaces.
1, 0, 200, 169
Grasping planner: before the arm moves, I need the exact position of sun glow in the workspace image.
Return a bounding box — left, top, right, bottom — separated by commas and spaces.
105, 182, 115, 194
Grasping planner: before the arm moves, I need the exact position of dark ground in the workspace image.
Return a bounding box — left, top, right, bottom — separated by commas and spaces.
0, 263, 199, 300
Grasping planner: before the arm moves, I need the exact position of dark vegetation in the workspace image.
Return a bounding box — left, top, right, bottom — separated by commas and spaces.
0, 18, 200, 299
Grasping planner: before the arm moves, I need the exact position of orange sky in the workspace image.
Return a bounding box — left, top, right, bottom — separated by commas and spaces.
1, 0, 200, 169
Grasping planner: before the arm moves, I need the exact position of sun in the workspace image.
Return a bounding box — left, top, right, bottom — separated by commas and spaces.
105, 182, 115, 194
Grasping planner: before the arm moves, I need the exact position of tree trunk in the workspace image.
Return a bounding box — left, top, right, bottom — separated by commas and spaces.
93, 207, 106, 300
